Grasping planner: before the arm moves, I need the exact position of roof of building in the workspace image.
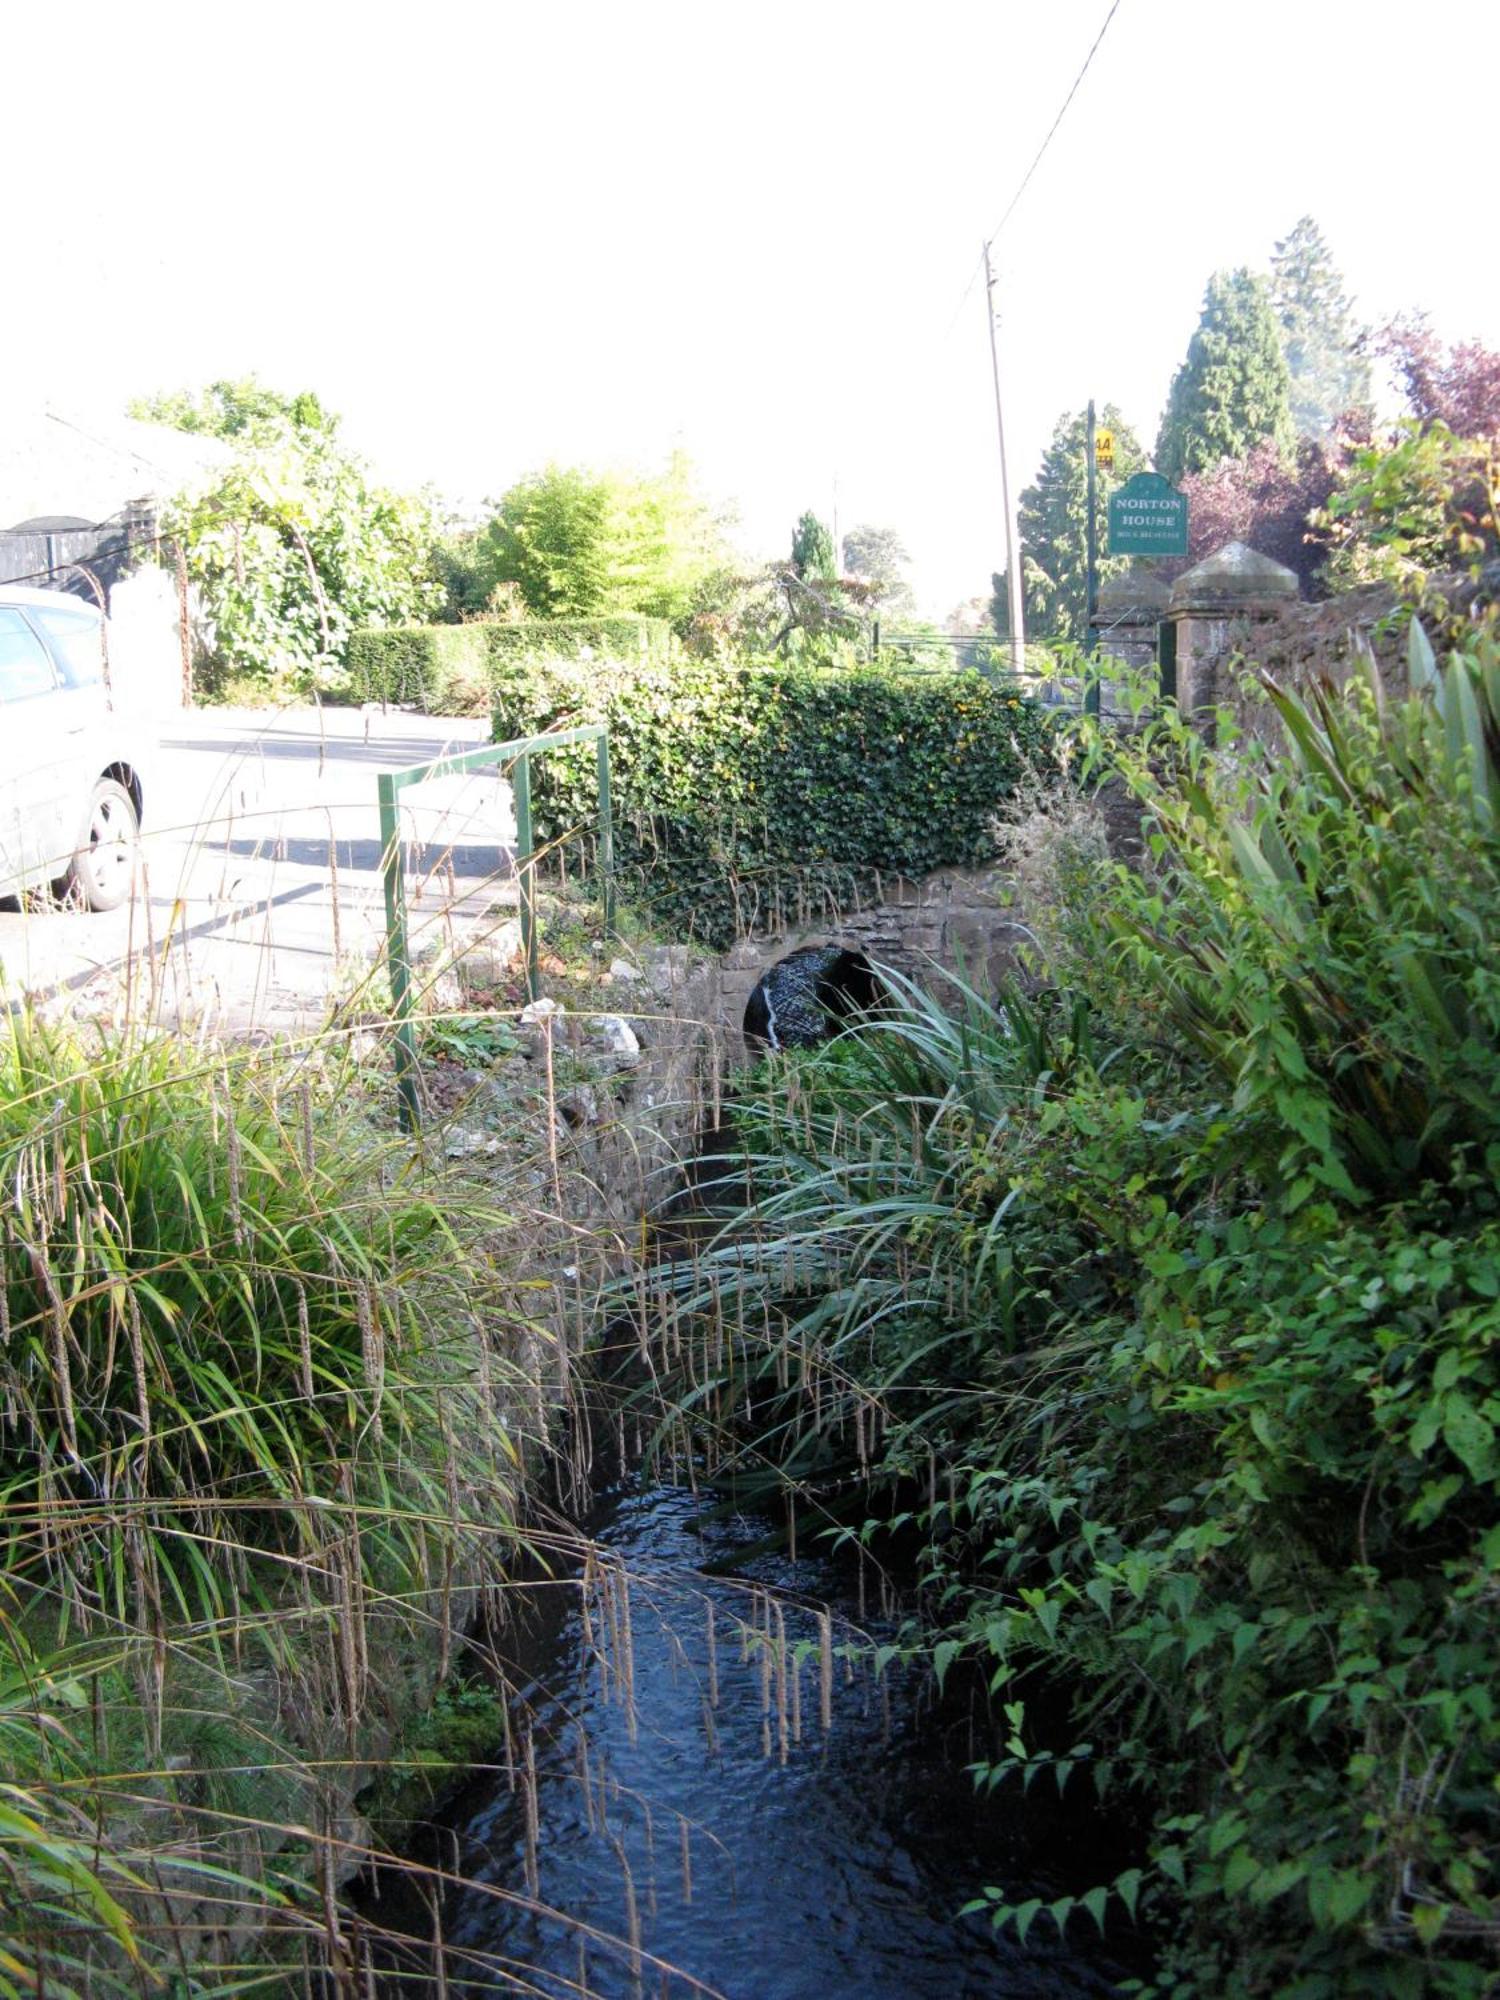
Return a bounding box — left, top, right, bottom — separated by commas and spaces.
0, 408, 232, 530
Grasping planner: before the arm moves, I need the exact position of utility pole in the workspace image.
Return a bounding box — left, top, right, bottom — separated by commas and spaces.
983, 241, 1025, 676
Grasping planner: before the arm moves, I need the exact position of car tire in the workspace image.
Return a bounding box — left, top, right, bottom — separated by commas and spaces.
65, 778, 140, 912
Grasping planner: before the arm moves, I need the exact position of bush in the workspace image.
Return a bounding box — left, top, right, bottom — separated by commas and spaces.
488, 653, 1053, 946
657, 622, 1500, 1993
482, 616, 670, 669
346, 622, 491, 710
345, 616, 671, 713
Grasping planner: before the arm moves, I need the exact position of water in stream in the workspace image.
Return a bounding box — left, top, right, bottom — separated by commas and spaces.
372, 1481, 1129, 1999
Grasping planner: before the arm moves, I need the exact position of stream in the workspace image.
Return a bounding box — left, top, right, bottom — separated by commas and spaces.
367, 1479, 1131, 1998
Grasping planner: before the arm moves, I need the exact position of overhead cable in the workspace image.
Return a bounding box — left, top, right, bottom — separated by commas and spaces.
984, 0, 1123, 248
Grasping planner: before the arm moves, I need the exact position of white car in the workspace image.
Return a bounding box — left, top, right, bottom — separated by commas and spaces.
0, 585, 150, 911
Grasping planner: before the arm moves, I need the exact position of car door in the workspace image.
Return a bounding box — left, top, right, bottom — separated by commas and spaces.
0, 606, 74, 893
27, 600, 120, 879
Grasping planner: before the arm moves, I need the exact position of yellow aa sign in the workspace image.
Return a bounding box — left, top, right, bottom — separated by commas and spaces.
1095, 429, 1115, 469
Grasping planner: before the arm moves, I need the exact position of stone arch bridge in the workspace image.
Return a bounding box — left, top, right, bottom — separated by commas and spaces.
715, 862, 1029, 1059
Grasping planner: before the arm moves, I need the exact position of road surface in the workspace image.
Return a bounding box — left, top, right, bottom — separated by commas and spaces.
0, 705, 514, 1035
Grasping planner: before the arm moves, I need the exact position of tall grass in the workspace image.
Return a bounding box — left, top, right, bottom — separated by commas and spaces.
0, 1004, 556, 1993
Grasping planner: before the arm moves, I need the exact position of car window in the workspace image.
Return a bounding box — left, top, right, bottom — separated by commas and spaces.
32, 604, 106, 689
0, 609, 60, 701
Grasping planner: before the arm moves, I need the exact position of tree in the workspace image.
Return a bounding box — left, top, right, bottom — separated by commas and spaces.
1314, 322, 1500, 611
1010, 404, 1147, 644
841, 524, 915, 616
1320, 421, 1499, 604
1178, 434, 1351, 593
147, 380, 440, 691
476, 466, 615, 617
132, 377, 335, 442
473, 456, 725, 623
790, 511, 836, 581
1269, 217, 1371, 438
1376, 316, 1500, 440
1156, 269, 1296, 482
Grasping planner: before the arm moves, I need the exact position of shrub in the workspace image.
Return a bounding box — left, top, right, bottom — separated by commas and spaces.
482, 616, 670, 669
345, 616, 671, 713
346, 622, 491, 710
657, 621, 1500, 1993
489, 653, 1053, 946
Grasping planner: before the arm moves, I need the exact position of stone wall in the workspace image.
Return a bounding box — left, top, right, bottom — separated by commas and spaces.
1166, 551, 1495, 751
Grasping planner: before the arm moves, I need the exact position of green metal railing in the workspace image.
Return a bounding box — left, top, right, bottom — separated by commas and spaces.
378, 725, 614, 1131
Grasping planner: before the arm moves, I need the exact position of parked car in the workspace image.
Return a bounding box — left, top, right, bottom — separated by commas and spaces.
0, 585, 150, 911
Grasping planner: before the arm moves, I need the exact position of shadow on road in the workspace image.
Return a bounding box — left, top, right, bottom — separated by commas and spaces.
201, 837, 517, 877
159, 732, 505, 770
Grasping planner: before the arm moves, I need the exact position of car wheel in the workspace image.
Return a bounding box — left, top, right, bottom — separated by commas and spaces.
65, 779, 140, 912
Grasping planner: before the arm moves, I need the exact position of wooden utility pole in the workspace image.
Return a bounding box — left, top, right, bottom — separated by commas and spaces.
983, 241, 1025, 675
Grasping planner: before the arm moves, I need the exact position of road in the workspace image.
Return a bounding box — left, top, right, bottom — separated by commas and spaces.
0, 705, 514, 1035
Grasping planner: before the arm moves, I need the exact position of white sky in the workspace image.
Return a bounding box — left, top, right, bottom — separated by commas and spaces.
4, 0, 1498, 617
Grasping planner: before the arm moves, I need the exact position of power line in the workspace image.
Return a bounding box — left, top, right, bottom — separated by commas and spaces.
938, 1, 1123, 344
984, 0, 1122, 248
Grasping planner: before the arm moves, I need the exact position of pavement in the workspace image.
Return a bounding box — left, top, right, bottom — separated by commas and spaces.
0, 705, 520, 1037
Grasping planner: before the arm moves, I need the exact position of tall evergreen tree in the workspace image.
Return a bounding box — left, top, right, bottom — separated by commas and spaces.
1270, 217, 1371, 438
1156, 269, 1296, 482
1011, 404, 1146, 645
791, 511, 837, 580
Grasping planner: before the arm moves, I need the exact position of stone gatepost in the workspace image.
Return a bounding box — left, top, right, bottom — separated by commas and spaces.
1166, 540, 1299, 731
1091, 567, 1171, 686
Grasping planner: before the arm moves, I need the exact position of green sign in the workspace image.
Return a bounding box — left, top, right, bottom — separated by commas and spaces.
1108, 471, 1188, 557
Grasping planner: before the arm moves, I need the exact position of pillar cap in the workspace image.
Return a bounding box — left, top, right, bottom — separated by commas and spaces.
1097, 566, 1171, 618
1169, 540, 1299, 613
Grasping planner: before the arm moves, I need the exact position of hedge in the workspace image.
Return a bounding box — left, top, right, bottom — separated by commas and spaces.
345, 625, 490, 712
489, 655, 1052, 947
346, 617, 670, 713
484, 618, 670, 669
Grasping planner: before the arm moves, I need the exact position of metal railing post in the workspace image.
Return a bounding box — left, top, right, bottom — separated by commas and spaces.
376, 724, 609, 1129
596, 733, 615, 938
512, 752, 539, 1003
377, 773, 420, 1134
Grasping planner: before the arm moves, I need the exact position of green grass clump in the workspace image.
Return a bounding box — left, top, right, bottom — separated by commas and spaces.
0, 1009, 544, 1993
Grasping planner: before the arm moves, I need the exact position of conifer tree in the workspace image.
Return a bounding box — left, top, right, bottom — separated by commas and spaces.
1270, 216, 1371, 438
1156, 269, 1296, 482
791, 511, 837, 580
1011, 404, 1146, 644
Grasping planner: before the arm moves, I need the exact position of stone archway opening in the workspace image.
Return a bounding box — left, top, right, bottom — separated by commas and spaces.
742, 944, 883, 1054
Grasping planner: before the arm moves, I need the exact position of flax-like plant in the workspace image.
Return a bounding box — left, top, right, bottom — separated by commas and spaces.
646, 967, 1110, 1518
1108, 619, 1500, 1200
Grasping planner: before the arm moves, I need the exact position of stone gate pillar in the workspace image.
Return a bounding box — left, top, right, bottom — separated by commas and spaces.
1167, 540, 1299, 732
1091, 567, 1171, 706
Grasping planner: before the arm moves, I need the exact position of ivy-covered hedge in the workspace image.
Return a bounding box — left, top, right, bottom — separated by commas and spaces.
490, 655, 1051, 946
484, 617, 670, 668
346, 617, 671, 713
